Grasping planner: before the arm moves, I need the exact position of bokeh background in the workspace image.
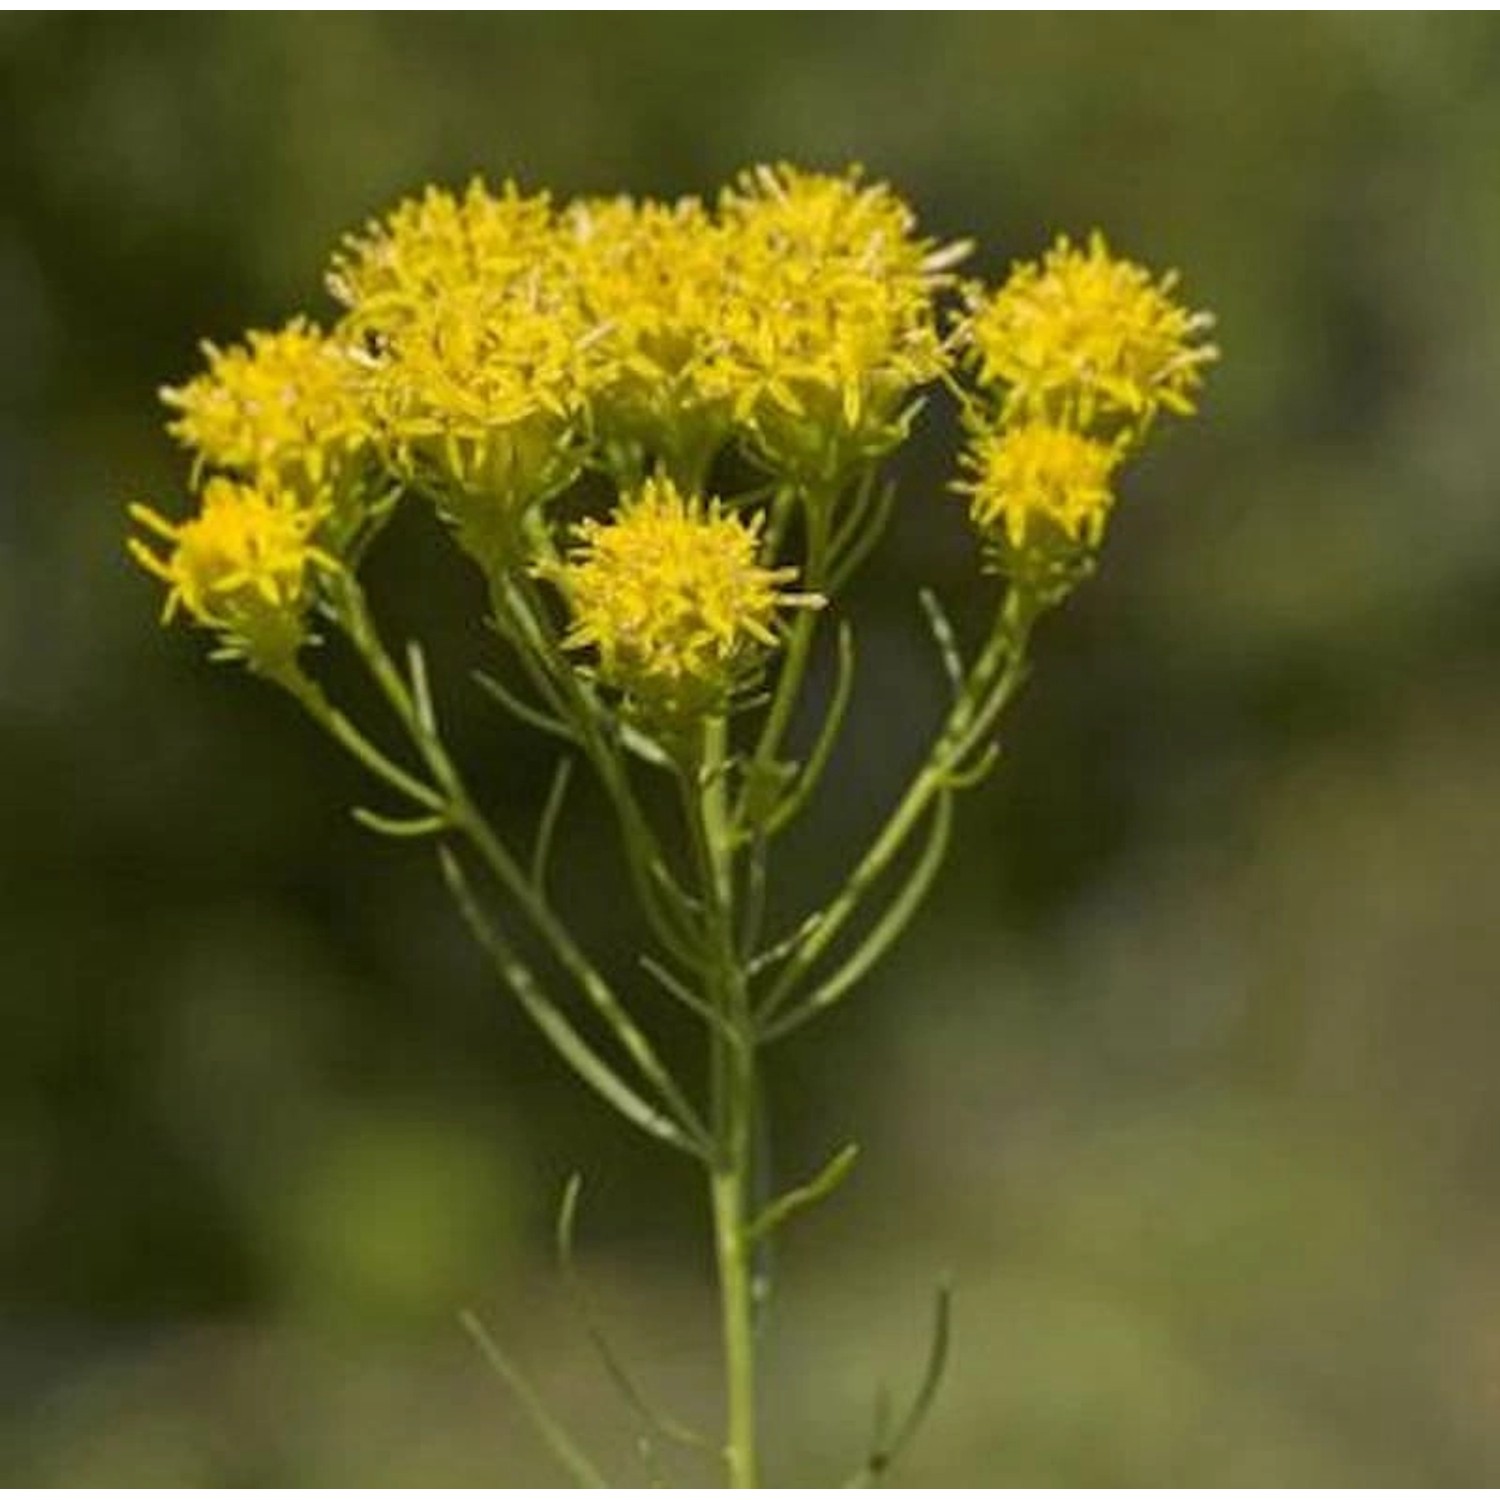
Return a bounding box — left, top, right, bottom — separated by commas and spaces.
6, 13, 1500, 1484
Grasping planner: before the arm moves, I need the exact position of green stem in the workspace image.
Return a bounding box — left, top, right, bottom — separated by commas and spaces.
274, 665, 445, 815
712, 1153, 759, 1489
333, 578, 712, 1156
736, 484, 835, 834
689, 717, 761, 1487
759, 590, 1037, 1028
493, 569, 703, 967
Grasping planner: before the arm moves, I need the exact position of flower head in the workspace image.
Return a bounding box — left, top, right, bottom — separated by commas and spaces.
966, 232, 1218, 437
704, 164, 966, 478
562, 194, 733, 468
958, 419, 1122, 567
161, 317, 373, 490
128, 477, 337, 665
330, 180, 594, 509
554, 476, 817, 724
329, 178, 559, 310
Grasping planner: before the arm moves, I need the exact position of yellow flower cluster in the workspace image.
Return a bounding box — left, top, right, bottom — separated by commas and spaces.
561, 193, 733, 474
329, 181, 590, 513
957, 232, 1216, 585
554, 477, 816, 726
132, 164, 1217, 679
161, 317, 373, 490
701, 164, 965, 479
142, 164, 959, 618
963, 422, 1123, 550
967, 232, 1218, 432
330, 167, 958, 497
128, 478, 336, 666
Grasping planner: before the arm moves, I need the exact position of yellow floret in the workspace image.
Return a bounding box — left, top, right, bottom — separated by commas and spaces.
562, 194, 733, 473
128, 477, 337, 663
967, 232, 1218, 436
329, 179, 594, 505
328, 178, 558, 310
958, 420, 1122, 551
555, 476, 818, 723
704, 164, 967, 478
160, 317, 372, 487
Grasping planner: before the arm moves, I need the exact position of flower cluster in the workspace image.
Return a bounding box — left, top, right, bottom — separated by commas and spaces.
968, 232, 1217, 432
161, 317, 373, 493
125, 167, 1223, 1487
553, 476, 817, 729
962, 422, 1123, 550
133, 163, 961, 668
130, 164, 1216, 714
701, 164, 965, 480
328, 165, 963, 505
957, 231, 1217, 590
329, 180, 591, 545
128, 478, 336, 668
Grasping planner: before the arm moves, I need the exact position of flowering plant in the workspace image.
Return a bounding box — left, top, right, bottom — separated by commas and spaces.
130, 164, 1215, 1486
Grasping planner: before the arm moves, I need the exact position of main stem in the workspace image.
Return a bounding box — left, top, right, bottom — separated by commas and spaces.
711, 1101, 757, 1488
696, 716, 760, 1488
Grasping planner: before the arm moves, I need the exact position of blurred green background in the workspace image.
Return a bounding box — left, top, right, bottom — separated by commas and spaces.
5, 13, 1500, 1484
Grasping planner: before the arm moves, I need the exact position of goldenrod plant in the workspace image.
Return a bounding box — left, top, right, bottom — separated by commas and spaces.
129, 164, 1216, 1487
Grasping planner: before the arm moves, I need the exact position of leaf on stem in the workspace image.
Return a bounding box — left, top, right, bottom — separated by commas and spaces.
406, 639, 437, 735
638, 954, 735, 1042
531, 756, 575, 898
350, 806, 450, 839
939, 739, 1001, 791
843, 1279, 954, 1487
747, 1142, 860, 1244
439, 848, 699, 1155
554, 1173, 716, 1458
765, 793, 954, 1041
918, 589, 965, 703
459, 1307, 611, 1488
828, 475, 897, 592
617, 720, 673, 769
747, 910, 823, 981
473, 667, 576, 743
765, 618, 855, 837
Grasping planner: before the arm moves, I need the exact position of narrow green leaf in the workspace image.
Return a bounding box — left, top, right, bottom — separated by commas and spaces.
828, 478, 896, 591
638, 955, 734, 1042
439, 849, 696, 1154
766, 794, 954, 1041
766, 618, 856, 836
473, 668, 576, 742
531, 757, 575, 897
618, 720, 672, 768
351, 806, 450, 839
940, 740, 1001, 791
843, 1280, 954, 1487
918, 589, 965, 703
554, 1172, 715, 1457
748, 1142, 860, 1243
459, 1308, 610, 1488
406, 639, 437, 735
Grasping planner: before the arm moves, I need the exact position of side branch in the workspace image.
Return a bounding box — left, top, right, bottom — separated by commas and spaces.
757, 589, 1038, 1033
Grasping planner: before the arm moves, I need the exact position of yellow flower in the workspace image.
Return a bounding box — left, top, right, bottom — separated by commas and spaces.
329, 180, 594, 508
966, 232, 1218, 436
704, 164, 967, 478
562, 194, 733, 473
128, 477, 337, 663
554, 476, 817, 723
329, 179, 558, 310
160, 317, 373, 488
958, 420, 1122, 551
